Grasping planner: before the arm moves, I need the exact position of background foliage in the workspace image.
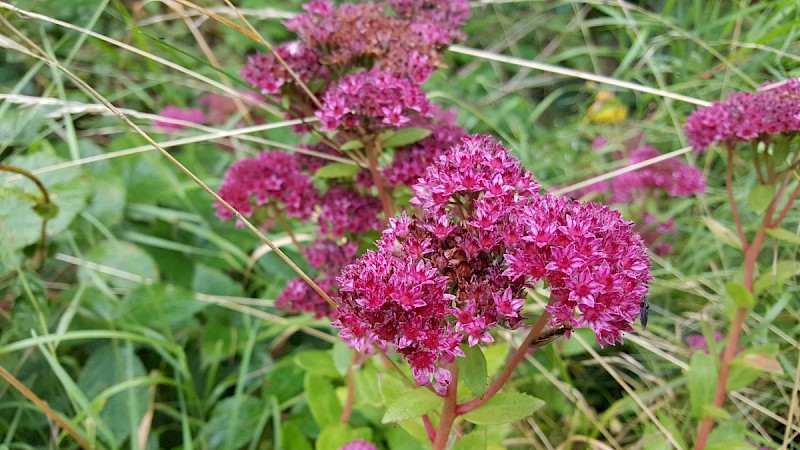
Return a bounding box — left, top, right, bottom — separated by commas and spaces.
1, 0, 799, 449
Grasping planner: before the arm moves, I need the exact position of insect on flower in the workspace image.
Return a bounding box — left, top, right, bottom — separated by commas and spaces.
531, 323, 573, 349
640, 299, 650, 330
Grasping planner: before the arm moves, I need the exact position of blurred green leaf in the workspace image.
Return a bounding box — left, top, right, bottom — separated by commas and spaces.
296, 350, 341, 379
453, 430, 488, 450
205, 396, 263, 450
340, 140, 365, 151
120, 283, 207, 330
382, 387, 442, 423
765, 227, 800, 244
688, 352, 717, 419
316, 424, 371, 450
725, 282, 754, 309
378, 127, 432, 148
747, 184, 774, 214
462, 392, 544, 425
332, 341, 354, 376
80, 241, 159, 289
305, 374, 342, 428
77, 344, 147, 446
702, 217, 742, 250
458, 344, 488, 398
314, 162, 361, 179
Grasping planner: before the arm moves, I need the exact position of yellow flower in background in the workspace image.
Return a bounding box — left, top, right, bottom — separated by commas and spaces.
584, 90, 628, 124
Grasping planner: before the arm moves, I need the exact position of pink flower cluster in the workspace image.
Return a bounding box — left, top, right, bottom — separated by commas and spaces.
316, 68, 432, 131
240, 42, 327, 96
276, 239, 360, 318
319, 187, 383, 237
153, 106, 206, 132
608, 146, 706, 203
338, 440, 376, 450
387, 0, 471, 45
685, 78, 800, 152
154, 91, 265, 132
215, 152, 318, 223
334, 136, 652, 392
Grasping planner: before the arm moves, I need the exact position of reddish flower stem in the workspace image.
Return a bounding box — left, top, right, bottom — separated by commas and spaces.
422, 414, 436, 443
340, 352, 359, 425
725, 148, 747, 248
456, 311, 551, 415
694, 144, 791, 449
432, 363, 459, 450
365, 140, 395, 222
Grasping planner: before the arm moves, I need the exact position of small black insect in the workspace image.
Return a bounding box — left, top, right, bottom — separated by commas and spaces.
531, 323, 572, 348
640, 299, 650, 330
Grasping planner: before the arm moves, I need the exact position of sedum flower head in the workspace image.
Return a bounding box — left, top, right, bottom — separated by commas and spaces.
153, 106, 206, 131
609, 145, 706, 202
277, 238, 359, 319
685, 79, 800, 152
335, 136, 652, 392
338, 440, 377, 450
215, 152, 318, 225
284, 0, 463, 82
316, 68, 432, 132
506, 195, 652, 347
318, 186, 384, 237
240, 41, 327, 96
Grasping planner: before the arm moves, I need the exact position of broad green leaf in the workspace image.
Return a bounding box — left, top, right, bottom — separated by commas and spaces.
340, 140, 365, 151
462, 392, 544, 425
281, 422, 313, 450
701, 217, 742, 250
86, 172, 126, 226
80, 241, 159, 289
316, 424, 372, 450
558, 328, 598, 356
296, 350, 341, 378
385, 427, 426, 450
736, 352, 783, 374
701, 404, 730, 420
266, 360, 306, 403
688, 352, 717, 419
314, 162, 361, 179
354, 366, 382, 406
706, 421, 749, 450
333, 341, 354, 376
120, 283, 206, 330
765, 227, 800, 244
482, 341, 509, 378
304, 374, 342, 428
379, 127, 432, 148
201, 322, 236, 367
192, 264, 243, 297
458, 344, 488, 397
754, 259, 800, 292
382, 387, 442, 423
453, 430, 488, 450
0, 153, 92, 260
747, 184, 774, 214
728, 346, 783, 391
379, 373, 410, 405
725, 282, 754, 309
77, 344, 147, 445
205, 396, 263, 450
